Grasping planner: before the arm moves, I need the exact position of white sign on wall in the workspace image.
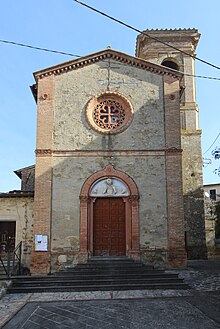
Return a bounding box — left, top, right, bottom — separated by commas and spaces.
35, 234, 48, 251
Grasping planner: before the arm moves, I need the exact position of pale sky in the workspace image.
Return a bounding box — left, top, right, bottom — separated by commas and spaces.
0, 0, 220, 192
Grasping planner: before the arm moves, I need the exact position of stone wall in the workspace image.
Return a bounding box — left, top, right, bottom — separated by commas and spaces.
53, 61, 164, 151
50, 60, 184, 269
51, 156, 167, 258
181, 131, 206, 258
204, 200, 220, 259
32, 52, 186, 272
49, 61, 169, 268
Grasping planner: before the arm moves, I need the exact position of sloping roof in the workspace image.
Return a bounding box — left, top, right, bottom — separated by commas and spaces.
0, 191, 34, 198
14, 165, 35, 179
33, 48, 183, 81
204, 183, 220, 188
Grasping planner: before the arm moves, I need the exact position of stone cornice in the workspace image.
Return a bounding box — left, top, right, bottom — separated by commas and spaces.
35, 148, 182, 157
33, 49, 183, 81
139, 28, 198, 32
35, 149, 52, 156
165, 148, 183, 155
181, 129, 202, 135
136, 28, 200, 55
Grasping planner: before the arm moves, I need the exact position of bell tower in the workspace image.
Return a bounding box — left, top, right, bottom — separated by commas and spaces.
136, 29, 207, 259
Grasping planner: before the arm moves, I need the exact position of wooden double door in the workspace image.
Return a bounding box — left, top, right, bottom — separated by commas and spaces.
93, 198, 126, 256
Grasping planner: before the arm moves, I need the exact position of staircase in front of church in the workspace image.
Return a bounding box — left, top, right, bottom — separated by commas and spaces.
7, 257, 188, 293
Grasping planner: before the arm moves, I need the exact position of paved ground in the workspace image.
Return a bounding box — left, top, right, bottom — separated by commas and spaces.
0, 260, 219, 329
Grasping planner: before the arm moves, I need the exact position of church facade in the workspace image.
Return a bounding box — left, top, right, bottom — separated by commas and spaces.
1, 29, 207, 275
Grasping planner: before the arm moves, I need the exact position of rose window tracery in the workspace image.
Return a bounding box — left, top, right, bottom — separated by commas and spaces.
86, 92, 133, 134
93, 99, 126, 130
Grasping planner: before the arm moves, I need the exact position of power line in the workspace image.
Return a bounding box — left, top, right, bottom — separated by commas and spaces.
0, 39, 81, 58
1, 38, 220, 81
181, 73, 220, 81
72, 0, 220, 72
203, 133, 220, 155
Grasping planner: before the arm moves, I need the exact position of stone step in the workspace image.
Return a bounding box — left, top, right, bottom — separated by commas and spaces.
89, 256, 129, 261
43, 271, 178, 280
7, 258, 189, 293
8, 282, 188, 293
11, 276, 183, 286
87, 258, 151, 265
13, 271, 178, 281
60, 263, 155, 271
65, 261, 146, 270
57, 269, 163, 276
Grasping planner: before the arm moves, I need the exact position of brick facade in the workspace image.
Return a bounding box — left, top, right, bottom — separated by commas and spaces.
164, 75, 186, 267
28, 48, 187, 274
30, 75, 54, 275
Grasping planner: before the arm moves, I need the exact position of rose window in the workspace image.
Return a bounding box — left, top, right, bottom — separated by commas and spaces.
93, 100, 125, 130
86, 92, 133, 134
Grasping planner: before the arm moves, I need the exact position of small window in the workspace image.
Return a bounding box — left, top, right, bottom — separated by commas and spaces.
210, 189, 216, 201
162, 60, 179, 71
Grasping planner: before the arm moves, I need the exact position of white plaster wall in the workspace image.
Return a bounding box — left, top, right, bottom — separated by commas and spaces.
0, 197, 34, 266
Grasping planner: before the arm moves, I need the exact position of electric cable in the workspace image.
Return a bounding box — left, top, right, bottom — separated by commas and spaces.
1, 39, 220, 81
203, 133, 220, 155
72, 0, 220, 71
0, 39, 81, 58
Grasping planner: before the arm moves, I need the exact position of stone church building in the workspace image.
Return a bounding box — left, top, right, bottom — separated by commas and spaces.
0, 29, 207, 274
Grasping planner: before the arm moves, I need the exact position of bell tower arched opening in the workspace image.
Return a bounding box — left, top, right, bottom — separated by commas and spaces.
162, 59, 179, 71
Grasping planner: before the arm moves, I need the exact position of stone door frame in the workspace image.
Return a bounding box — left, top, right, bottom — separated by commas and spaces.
79, 165, 140, 260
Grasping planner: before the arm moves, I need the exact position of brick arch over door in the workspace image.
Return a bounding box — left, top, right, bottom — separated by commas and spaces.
80, 164, 140, 260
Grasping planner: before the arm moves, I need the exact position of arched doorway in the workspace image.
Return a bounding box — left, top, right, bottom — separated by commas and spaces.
80, 165, 140, 260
